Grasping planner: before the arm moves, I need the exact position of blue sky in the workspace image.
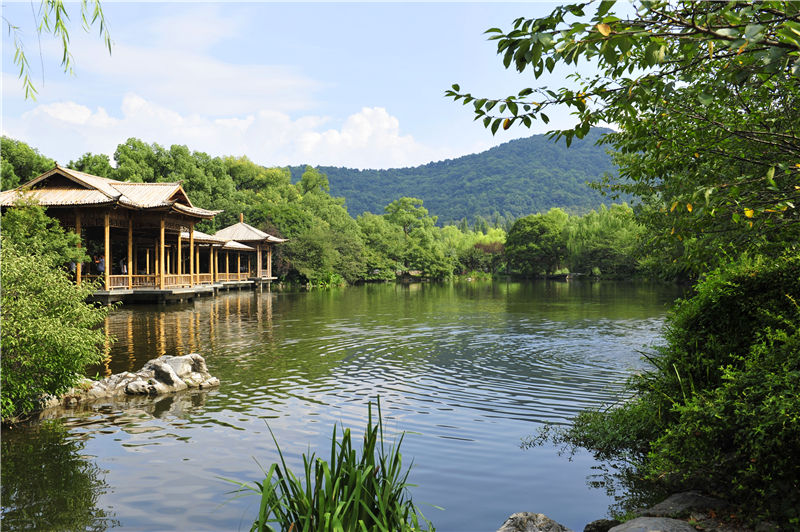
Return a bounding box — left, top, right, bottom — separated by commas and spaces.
2, 2, 587, 169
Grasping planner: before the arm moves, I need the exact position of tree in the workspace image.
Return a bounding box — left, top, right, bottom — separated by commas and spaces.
5, 0, 112, 99
1, 137, 55, 190
384, 197, 435, 237
567, 203, 644, 277
68, 152, 114, 177
505, 208, 568, 275
447, 1, 800, 272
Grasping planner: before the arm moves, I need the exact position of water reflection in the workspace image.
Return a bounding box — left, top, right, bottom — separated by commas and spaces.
1, 420, 119, 531
93, 292, 275, 376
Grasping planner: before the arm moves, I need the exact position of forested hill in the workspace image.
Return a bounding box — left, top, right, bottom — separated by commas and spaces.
290, 128, 615, 224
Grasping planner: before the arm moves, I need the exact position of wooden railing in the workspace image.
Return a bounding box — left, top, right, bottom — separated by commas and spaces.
257, 269, 275, 279
164, 274, 194, 288
109, 275, 129, 289
132, 275, 157, 288
218, 272, 250, 282
197, 273, 213, 285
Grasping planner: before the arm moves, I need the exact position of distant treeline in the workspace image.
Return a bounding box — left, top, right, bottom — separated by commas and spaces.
1, 135, 652, 284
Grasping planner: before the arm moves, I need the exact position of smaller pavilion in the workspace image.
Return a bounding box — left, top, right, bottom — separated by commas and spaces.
213, 214, 286, 282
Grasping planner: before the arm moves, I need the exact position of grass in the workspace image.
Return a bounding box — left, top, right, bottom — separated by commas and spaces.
227, 400, 435, 532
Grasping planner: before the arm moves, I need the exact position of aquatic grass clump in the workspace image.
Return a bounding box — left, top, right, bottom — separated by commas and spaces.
235, 400, 435, 532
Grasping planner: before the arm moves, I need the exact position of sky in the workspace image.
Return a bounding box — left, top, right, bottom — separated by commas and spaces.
1, 2, 587, 170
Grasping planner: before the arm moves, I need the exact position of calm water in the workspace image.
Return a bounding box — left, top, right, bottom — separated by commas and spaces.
1, 281, 681, 531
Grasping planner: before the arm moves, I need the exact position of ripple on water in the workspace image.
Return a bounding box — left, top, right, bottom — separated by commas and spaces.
8, 282, 681, 532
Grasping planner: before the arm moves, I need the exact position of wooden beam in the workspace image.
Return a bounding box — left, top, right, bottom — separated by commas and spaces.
177, 231, 182, 276
189, 223, 195, 285
159, 218, 165, 289
127, 216, 133, 289
104, 212, 110, 291
75, 211, 82, 285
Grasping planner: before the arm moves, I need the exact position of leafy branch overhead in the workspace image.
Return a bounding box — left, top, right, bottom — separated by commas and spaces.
447, 1, 800, 139
448, 1, 800, 272
4, 0, 112, 99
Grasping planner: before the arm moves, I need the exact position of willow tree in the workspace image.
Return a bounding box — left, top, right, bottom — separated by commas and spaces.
448, 1, 800, 272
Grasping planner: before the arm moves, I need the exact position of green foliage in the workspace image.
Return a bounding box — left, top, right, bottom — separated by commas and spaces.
1, 201, 87, 266
552, 253, 800, 525
566, 204, 644, 277
291, 129, 614, 225
1, 234, 111, 421
449, 1, 800, 273
505, 208, 569, 275
68, 152, 114, 177
1, 136, 55, 190
230, 401, 434, 532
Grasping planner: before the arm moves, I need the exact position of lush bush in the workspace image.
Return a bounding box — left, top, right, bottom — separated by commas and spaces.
1, 204, 112, 421
1, 240, 111, 420
554, 253, 800, 525
232, 402, 434, 532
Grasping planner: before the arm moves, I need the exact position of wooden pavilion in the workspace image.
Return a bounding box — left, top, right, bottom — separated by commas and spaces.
0, 165, 283, 302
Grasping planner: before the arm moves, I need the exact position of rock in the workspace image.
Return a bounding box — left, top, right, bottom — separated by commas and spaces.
638, 491, 729, 518
41, 353, 219, 409
609, 517, 696, 532
497, 512, 573, 532
584, 519, 622, 532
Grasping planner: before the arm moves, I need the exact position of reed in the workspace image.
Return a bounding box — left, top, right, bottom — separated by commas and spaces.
232, 400, 434, 532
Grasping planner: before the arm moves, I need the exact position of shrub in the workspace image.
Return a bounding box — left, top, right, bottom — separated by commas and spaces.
551, 253, 800, 526
231, 401, 434, 532
1, 240, 111, 420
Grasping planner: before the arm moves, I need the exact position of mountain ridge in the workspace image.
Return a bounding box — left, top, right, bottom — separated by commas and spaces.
290, 128, 617, 224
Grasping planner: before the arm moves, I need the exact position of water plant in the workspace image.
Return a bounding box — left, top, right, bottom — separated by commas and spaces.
230, 400, 435, 532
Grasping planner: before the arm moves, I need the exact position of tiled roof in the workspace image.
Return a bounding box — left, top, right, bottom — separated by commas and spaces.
179, 229, 226, 245
213, 221, 287, 243
0, 165, 220, 219
221, 240, 254, 251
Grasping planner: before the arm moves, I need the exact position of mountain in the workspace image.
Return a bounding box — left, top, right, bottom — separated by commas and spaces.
291, 128, 616, 224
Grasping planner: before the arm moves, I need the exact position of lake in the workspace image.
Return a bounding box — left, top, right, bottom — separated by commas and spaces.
1, 280, 681, 531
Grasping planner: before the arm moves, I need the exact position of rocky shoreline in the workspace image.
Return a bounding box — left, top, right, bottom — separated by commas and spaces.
497, 491, 775, 532
39, 353, 219, 411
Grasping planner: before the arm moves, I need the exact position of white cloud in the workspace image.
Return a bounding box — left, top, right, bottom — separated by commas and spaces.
4, 95, 456, 169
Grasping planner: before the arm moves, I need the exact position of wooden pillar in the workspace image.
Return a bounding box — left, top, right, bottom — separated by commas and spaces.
127, 216, 133, 289
177, 232, 182, 276
75, 211, 82, 285
189, 224, 195, 285
159, 218, 165, 289
237, 253, 241, 280
256, 243, 263, 277
267, 245, 272, 279
225, 251, 230, 278
103, 212, 110, 291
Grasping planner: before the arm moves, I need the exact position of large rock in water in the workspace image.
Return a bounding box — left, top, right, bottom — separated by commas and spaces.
496, 512, 573, 532
43, 353, 219, 408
